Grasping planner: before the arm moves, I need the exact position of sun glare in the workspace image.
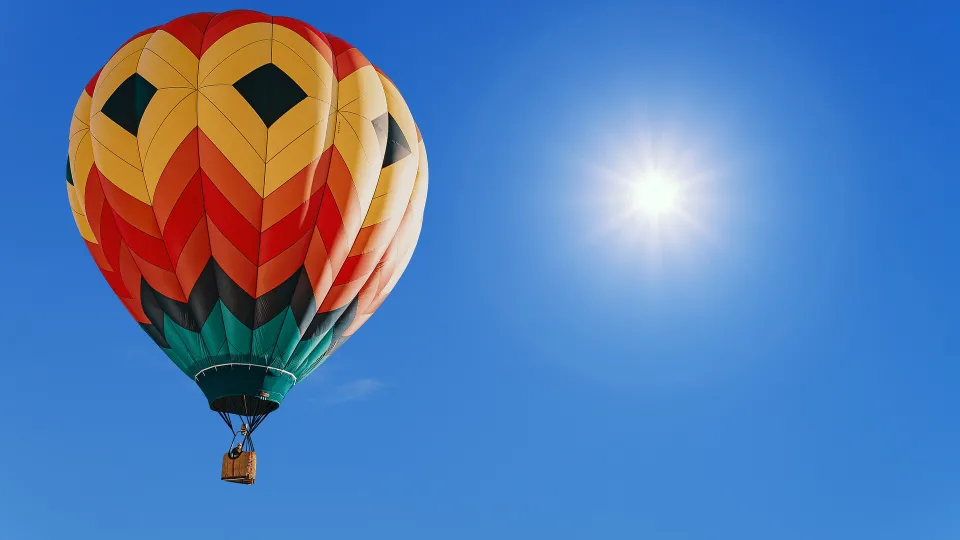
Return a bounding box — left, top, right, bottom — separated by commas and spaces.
577, 127, 722, 268
630, 172, 682, 217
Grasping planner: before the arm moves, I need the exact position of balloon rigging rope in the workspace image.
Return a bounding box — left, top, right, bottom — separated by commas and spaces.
218, 407, 270, 454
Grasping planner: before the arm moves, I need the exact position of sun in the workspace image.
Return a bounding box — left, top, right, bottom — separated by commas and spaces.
630, 171, 683, 217
577, 126, 722, 266
567, 121, 731, 280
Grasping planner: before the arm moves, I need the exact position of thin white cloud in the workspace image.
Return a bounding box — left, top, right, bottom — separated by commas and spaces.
325, 378, 386, 405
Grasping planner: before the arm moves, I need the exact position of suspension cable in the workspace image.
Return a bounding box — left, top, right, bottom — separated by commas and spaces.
217, 407, 271, 456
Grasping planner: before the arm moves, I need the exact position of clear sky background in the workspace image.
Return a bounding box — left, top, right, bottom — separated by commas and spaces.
1, 0, 958, 538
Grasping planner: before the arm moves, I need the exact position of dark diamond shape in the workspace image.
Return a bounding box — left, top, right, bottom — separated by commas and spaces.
372, 113, 389, 151
66, 157, 74, 185
101, 73, 156, 136
233, 63, 307, 128
373, 113, 412, 168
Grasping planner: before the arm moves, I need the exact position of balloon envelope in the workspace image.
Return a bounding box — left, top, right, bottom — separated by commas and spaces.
66, 11, 427, 415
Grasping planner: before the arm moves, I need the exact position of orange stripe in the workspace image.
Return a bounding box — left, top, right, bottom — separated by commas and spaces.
198, 129, 263, 226
353, 265, 382, 316
85, 69, 102, 97
113, 212, 174, 270
84, 240, 112, 274
262, 147, 329, 231
158, 13, 211, 57
325, 147, 362, 234
273, 16, 334, 68
117, 26, 158, 51
99, 170, 162, 238
321, 246, 388, 311
315, 184, 349, 270
117, 240, 145, 311
343, 312, 371, 338
98, 203, 123, 272
303, 228, 334, 306
373, 232, 408, 290
260, 183, 323, 264
347, 218, 395, 257
183, 12, 217, 32
318, 282, 354, 312
256, 230, 311, 296
120, 296, 150, 324
174, 217, 212, 297
100, 265, 132, 303
154, 129, 200, 231
323, 34, 370, 80
332, 48, 371, 80
163, 171, 205, 267
357, 213, 423, 316
84, 165, 107, 247
200, 10, 271, 54
332, 248, 384, 287
207, 217, 257, 297
129, 249, 187, 302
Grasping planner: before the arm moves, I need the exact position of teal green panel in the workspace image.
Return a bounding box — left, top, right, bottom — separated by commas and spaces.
212, 337, 230, 357
298, 354, 329, 381
300, 335, 351, 380
251, 308, 288, 359
227, 343, 247, 359
284, 330, 332, 375
160, 346, 191, 376
289, 330, 334, 379
221, 305, 252, 355
163, 315, 204, 372
271, 309, 302, 365
194, 361, 295, 413
199, 302, 227, 356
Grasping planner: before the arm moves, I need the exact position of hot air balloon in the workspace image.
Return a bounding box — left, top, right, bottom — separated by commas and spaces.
65, 11, 427, 484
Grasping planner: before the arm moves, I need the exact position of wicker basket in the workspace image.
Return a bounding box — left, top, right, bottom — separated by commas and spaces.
221, 451, 257, 484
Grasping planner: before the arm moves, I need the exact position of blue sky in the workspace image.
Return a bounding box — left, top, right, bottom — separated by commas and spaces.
1, 0, 959, 538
